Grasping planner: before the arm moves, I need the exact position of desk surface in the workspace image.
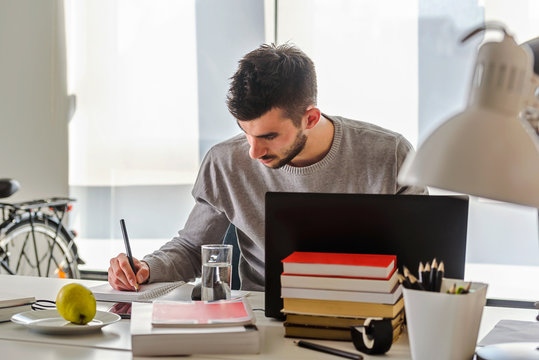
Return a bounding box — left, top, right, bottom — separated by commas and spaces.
0, 275, 536, 360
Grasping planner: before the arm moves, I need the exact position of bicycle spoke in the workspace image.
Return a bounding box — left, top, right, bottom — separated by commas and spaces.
29, 214, 42, 277
18, 251, 36, 273
45, 228, 57, 277
0, 248, 15, 275
15, 230, 32, 274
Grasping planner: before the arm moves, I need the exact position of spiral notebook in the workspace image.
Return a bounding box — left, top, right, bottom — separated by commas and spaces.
91, 281, 186, 302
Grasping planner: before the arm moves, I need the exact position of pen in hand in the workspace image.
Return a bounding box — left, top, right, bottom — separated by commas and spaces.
294, 340, 363, 360
120, 219, 139, 292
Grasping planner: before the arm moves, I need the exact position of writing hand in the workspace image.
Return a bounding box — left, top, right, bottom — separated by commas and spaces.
108, 253, 150, 291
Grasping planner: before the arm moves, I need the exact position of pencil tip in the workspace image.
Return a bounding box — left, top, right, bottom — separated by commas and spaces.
403, 266, 410, 277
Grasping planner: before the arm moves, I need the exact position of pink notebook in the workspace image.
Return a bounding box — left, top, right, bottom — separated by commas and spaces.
151, 297, 255, 328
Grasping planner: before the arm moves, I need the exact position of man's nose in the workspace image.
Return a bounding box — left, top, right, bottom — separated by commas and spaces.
248, 137, 266, 159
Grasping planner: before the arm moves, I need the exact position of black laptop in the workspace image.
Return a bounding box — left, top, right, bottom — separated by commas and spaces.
264, 192, 469, 319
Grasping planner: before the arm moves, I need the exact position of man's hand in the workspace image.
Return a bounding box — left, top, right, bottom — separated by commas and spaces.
108, 253, 150, 291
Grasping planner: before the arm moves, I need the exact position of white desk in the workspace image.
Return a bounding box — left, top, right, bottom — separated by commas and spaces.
0, 275, 536, 359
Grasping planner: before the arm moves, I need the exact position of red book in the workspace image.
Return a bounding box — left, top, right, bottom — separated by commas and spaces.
151, 297, 255, 328
282, 252, 396, 278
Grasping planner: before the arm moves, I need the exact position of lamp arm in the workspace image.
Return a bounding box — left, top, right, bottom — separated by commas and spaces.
461, 22, 508, 43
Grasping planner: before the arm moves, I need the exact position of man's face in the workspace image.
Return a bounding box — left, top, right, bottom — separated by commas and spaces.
237, 108, 307, 169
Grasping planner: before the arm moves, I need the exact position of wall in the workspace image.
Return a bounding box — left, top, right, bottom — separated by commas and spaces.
0, 0, 69, 202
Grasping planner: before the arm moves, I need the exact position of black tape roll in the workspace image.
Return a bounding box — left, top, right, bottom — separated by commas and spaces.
351, 318, 393, 355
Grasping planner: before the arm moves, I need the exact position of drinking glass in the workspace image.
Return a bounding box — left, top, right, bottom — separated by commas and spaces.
201, 244, 233, 301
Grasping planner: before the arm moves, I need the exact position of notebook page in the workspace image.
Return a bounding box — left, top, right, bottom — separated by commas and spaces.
91, 281, 186, 302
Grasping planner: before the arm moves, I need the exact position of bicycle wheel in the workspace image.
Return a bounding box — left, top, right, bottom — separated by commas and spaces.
0, 218, 80, 278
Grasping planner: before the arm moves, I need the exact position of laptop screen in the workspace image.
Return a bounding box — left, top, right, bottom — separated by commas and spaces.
264, 192, 469, 319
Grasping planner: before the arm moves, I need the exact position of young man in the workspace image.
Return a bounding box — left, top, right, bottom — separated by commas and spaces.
108, 44, 426, 291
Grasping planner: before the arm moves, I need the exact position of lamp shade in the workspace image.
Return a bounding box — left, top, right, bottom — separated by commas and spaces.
399, 32, 539, 208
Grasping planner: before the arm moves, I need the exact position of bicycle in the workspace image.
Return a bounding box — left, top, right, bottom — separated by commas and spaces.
0, 179, 84, 278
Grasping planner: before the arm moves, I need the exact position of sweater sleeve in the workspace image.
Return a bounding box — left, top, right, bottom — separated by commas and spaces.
395, 136, 429, 195
142, 198, 230, 283
142, 149, 231, 283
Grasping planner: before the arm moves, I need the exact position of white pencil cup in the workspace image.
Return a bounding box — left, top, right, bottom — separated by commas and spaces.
403, 278, 488, 360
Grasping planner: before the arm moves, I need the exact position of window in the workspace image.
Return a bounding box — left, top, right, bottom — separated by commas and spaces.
276, 0, 538, 301
65, 0, 538, 302
64, 0, 265, 271
66, 0, 200, 188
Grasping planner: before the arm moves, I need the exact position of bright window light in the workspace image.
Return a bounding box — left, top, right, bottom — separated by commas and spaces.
65, 0, 199, 186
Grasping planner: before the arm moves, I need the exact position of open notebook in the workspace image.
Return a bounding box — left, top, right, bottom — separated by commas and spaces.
90, 281, 186, 302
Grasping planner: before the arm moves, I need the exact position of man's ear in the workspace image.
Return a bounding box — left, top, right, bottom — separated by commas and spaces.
304, 107, 321, 129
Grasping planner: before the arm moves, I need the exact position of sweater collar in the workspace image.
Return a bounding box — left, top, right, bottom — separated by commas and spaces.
280, 114, 342, 175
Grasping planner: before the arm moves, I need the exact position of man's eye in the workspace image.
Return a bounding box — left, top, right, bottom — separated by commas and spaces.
265, 135, 277, 140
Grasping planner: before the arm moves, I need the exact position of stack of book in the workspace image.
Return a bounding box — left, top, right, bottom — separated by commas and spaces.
131, 297, 260, 356
281, 252, 404, 341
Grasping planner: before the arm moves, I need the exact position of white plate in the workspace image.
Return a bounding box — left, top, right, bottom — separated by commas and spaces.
11, 309, 121, 335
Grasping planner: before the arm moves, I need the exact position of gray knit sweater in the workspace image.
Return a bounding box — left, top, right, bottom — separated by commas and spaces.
143, 115, 426, 290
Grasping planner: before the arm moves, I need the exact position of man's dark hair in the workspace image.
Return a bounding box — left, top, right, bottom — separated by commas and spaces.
226, 43, 317, 126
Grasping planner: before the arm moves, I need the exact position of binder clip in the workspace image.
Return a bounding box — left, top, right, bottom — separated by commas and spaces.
351, 318, 393, 355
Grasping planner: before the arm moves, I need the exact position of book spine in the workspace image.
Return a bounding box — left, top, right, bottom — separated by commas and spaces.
284, 323, 403, 342
284, 310, 405, 329
280, 273, 396, 293
285, 314, 367, 328
281, 285, 401, 304
283, 262, 391, 278
282, 297, 403, 318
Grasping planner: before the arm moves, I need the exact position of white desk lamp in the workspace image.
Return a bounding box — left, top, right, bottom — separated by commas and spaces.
399, 24, 539, 207
398, 23, 539, 359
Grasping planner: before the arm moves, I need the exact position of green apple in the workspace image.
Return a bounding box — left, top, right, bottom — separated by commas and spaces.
56, 283, 97, 325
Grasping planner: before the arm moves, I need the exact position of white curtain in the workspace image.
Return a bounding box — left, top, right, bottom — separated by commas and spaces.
65, 0, 199, 186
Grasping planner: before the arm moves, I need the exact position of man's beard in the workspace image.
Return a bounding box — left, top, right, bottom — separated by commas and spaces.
262, 131, 307, 169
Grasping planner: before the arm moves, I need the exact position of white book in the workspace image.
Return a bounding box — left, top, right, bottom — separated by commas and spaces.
131, 302, 260, 356
1, 303, 33, 323
281, 270, 398, 293
90, 281, 186, 302
0, 293, 35, 308
281, 283, 402, 304
0, 293, 35, 323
